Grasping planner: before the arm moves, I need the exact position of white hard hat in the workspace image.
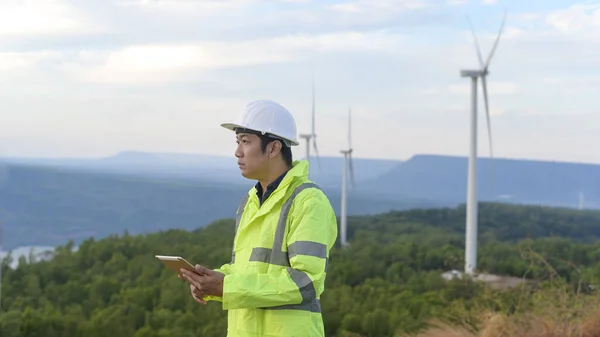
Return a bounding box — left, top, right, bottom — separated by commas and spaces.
221, 100, 300, 146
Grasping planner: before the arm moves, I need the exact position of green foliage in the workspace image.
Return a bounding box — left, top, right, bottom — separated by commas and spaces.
1, 203, 600, 336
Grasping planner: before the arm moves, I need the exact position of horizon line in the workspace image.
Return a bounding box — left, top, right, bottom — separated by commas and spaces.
2, 150, 600, 166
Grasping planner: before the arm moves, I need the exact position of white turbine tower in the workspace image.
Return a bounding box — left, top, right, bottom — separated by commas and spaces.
340, 108, 355, 247
462, 11, 506, 276
299, 77, 320, 170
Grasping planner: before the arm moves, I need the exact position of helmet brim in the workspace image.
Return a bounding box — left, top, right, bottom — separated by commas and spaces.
220, 122, 242, 131
221, 122, 299, 146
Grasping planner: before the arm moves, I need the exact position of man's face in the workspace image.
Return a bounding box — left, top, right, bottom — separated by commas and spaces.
235, 133, 269, 180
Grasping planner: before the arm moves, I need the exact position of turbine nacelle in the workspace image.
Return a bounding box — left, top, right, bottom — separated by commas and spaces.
340, 149, 355, 189
460, 69, 487, 78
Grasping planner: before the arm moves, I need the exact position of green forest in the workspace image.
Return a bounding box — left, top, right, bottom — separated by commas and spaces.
2, 202, 600, 336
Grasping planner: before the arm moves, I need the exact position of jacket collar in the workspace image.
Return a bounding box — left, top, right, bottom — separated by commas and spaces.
254, 170, 287, 206
246, 160, 310, 217
277, 159, 309, 190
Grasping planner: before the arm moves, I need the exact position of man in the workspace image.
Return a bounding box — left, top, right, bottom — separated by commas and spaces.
180, 99, 338, 337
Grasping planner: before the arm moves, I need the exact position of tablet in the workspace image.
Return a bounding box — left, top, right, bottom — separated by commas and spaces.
155, 255, 197, 276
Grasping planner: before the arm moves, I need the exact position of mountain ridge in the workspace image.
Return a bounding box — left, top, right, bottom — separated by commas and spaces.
1, 151, 598, 251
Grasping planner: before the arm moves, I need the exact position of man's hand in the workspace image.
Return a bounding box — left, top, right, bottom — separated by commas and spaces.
189, 283, 207, 305
180, 265, 225, 304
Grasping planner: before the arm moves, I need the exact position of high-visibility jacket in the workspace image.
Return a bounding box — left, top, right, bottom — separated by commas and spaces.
205, 160, 338, 336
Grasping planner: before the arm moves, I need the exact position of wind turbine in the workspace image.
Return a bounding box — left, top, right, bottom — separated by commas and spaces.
461, 11, 506, 276
299, 76, 320, 170
340, 108, 355, 247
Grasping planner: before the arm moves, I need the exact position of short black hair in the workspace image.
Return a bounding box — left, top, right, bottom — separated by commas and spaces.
260, 136, 293, 167
235, 128, 293, 167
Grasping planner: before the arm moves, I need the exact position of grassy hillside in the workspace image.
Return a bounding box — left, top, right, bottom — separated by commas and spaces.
1, 203, 600, 336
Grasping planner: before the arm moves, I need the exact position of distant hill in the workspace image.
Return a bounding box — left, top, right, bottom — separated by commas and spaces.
2, 151, 247, 185
2, 151, 599, 250
2, 151, 401, 187
0, 163, 439, 251
7, 152, 598, 208
362, 154, 600, 209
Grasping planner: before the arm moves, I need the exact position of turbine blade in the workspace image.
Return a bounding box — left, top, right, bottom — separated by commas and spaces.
311, 75, 316, 135
481, 75, 495, 198
348, 108, 352, 149
349, 153, 355, 189
467, 16, 485, 69
485, 9, 507, 69
305, 137, 310, 161
313, 137, 321, 170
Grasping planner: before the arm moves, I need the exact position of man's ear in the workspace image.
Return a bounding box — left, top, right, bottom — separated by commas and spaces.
269, 140, 282, 158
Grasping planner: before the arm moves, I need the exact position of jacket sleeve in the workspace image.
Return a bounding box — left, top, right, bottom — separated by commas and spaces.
220, 191, 337, 310
204, 194, 249, 302
203, 263, 232, 302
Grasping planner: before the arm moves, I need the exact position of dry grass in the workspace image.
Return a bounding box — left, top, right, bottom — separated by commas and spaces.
410, 244, 600, 337
414, 305, 600, 337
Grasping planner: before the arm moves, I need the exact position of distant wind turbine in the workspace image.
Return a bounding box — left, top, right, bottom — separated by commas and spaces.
340, 108, 355, 247
578, 190, 585, 210
299, 76, 320, 170
462, 10, 507, 276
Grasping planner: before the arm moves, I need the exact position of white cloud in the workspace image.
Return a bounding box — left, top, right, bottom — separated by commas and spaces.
488, 107, 505, 116
70, 31, 406, 84
113, 0, 311, 13
481, 0, 497, 4
0, 53, 36, 72
0, 0, 103, 37
447, 0, 468, 5
112, 0, 254, 13
418, 87, 442, 95
544, 4, 600, 34
330, 0, 428, 12
543, 78, 561, 84
515, 13, 540, 22
325, 0, 431, 25
0, 51, 60, 73
539, 76, 600, 94
447, 81, 517, 95
501, 26, 526, 40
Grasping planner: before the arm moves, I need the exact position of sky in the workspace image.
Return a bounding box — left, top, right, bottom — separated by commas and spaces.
1, 0, 600, 163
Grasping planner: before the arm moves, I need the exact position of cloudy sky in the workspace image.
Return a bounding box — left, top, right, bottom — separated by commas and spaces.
0, 0, 599, 164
